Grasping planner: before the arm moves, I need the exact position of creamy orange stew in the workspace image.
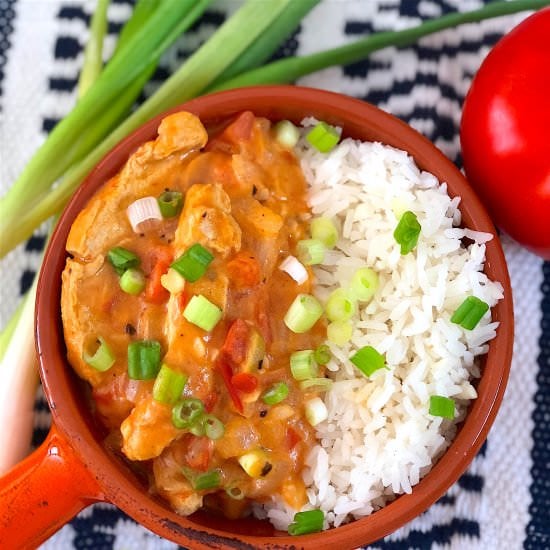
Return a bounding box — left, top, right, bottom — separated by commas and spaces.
61, 111, 325, 518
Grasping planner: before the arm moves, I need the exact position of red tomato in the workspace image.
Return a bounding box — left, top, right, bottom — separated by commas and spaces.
460, 7, 550, 259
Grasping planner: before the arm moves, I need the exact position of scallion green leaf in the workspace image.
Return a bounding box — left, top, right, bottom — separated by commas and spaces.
203, 414, 225, 440
306, 122, 340, 153
153, 363, 188, 405
290, 350, 318, 381
172, 397, 205, 430
127, 339, 161, 380
299, 377, 333, 393
350, 267, 379, 302
429, 395, 455, 419
107, 246, 140, 276
119, 267, 146, 295
296, 238, 325, 266
83, 336, 116, 372
325, 288, 356, 322
288, 509, 324, 535
184, 468, 221, 491
171, 243, 214, 282
157, 190, 183, 218
450, 296, 490, 330
284, 294, 323, 334
183, 295, 222, 332
350, 345, 386, 378
310, 217, 338, 248
314, 344, 331, 366
327, 320, 353, 346
262, 382, 289, 405
394, 210, 421, 254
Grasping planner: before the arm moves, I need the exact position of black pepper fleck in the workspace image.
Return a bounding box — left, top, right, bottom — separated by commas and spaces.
260, 462, 272, 477
125, 323, 136, 335
259, 409, 267, 417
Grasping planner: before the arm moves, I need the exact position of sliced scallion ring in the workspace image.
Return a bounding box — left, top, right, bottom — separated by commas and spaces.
290, 350, 318, 381
284, 294, 323, 334
83, 336, 115, 372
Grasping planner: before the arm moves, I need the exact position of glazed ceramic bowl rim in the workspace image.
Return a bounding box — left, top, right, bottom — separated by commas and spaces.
36, 85, 513, 549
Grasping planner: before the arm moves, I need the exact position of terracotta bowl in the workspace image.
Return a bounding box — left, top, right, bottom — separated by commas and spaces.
0, 86, 513, 549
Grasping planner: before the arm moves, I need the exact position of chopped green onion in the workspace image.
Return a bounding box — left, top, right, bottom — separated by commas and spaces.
299, 377, 333, 393
183, 294, 223, 331
152, 363, 188, 405
172, 397, 205, 429
188, 469, 221, 491
393, 210, 421, 255
189, 420, 206, 437
160, 267, 186, 294
119, 267, 146, 295
171, 243, 214, 282
284, 294, 323, 333
304, 397, 328, 427
306, 121, 340, 153
225, 486, 245, 500
327, 320, 353, 346
127, 339, 162, 380
429, 395, 455, 419
288, 509, 325, 536
83, 336, 116, 372
310, 217, 338, 248
450, 296, 490, 330
262, 382, 289, 405
273, 119, 300, 148
203, 414, 225, 440
350, 345, 386, 378
314, 344, 331, 365
157, 190, 183, 218
290, 350, 318, 381
325, 288, 356, 322
350, 267, 379, 302
107, 246, 140, 276
296, 238, 325, 266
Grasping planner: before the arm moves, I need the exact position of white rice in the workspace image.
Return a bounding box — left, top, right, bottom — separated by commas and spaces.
263, 123, 504, 530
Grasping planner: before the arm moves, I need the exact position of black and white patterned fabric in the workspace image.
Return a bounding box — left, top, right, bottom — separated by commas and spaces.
1, 1, 548, 548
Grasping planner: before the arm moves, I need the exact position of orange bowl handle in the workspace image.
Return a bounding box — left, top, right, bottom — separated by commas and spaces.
0, 424, 104, 548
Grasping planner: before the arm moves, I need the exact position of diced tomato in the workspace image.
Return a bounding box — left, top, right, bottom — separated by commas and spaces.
184, 435, 213, 472
206, 111, 255, 154
216, 357, 243, 413
231, 372, 258, 394
285, 426, 301, 450
226, 253, 261, 289
145, 260, 170, 304
220, 319, 250, 366
144, 247, 173, 304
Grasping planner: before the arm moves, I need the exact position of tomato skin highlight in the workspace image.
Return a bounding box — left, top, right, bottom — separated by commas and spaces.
460, 7, 550, 259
